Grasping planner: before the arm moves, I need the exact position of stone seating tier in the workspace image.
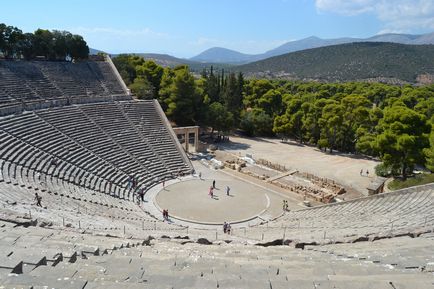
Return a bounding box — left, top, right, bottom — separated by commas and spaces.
0, 59, 131, 116
236, 183, 434, 243
0, 100, 193, 200
1, 221, 433, 289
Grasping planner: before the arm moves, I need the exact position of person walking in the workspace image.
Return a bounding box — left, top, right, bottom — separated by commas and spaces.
34, 193, 42, 207
226, 185, 230, 196
199, 172, 202, 179
139, 188, 145, 202
212, 180, 216, 189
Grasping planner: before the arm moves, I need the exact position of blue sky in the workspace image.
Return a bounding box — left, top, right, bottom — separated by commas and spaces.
1, 0, 433, 58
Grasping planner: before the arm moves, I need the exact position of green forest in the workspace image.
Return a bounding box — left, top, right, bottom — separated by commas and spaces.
0, 23, 89, 60
238, 42, 434, 83
115, 54, 434, 181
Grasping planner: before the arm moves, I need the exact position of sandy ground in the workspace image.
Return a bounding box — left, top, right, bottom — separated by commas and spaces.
155, 161, 293, 225
218, 136, 380, 194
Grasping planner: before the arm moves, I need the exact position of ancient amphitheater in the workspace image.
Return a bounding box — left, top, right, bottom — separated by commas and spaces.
0, 57, 433, 289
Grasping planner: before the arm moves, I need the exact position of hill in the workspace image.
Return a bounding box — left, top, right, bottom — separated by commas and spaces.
190, 47, 255, 64
261, 36, 357, 58
113, 52, 233, 72
236, 42, 434, 83
190, 32, 434, 64
131, 53, 197, 67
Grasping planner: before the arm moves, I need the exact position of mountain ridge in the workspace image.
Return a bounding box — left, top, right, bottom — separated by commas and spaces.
236, 42, 434, 84
190, 32, 434, 64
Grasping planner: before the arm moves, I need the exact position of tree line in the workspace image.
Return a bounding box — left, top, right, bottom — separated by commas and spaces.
113, 54, 434, 179
0, 23, 89, 60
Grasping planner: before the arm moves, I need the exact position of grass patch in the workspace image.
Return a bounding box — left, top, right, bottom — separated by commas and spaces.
388, 173, 434, 191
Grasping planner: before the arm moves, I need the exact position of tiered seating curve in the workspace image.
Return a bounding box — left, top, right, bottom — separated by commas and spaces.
237, 183, 434, 243
0, 100, 193, 202
0, 59, 131, 116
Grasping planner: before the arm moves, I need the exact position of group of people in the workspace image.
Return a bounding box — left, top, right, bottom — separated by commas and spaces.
282, 200, 289, 211
162, 209, 169, 220
223, 221, 232, 234
50, 157, 58, 167
127, 175, 139, 189
360, 169, 370, 177
208, 179, 231, 198
208, 179, 217, 198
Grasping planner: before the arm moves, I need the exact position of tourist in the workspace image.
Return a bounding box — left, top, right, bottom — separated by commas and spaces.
163, 180, 165, 189
213, 180, 216, 188
209, 186, 213, 197
227, 223, 231, 234
199, 172, 202, 179
226, 185, 230, 196
366, 170, 369, 177
360, 169, 363, 176
223, 222, 228, 233
127, 176, 133, 189
133, 175, 138, 188
34, 193, 42, 207
165, 209, 169, 220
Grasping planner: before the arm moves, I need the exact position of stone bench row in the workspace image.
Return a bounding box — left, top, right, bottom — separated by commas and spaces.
0, 60, 126, 107
241, 184, 434, 243
0, 102, 193, 200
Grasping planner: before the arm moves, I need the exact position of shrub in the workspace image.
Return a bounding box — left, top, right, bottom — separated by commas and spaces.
375, 163, 391, 177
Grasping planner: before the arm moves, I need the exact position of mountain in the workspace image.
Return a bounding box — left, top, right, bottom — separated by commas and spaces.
411, 32, 434, 44
261, 36, 356, 58
190, 47, 255, 64
237, 42, 434, 84
190, 32, 434, 64
366, 33, 419, 43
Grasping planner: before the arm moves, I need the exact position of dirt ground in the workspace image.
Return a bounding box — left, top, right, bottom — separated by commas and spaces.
217, 136, 380, 196
155, 160, 289, 225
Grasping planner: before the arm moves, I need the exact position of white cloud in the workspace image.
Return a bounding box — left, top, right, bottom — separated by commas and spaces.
315, 0, 434, 32
316, 0, 375, 16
